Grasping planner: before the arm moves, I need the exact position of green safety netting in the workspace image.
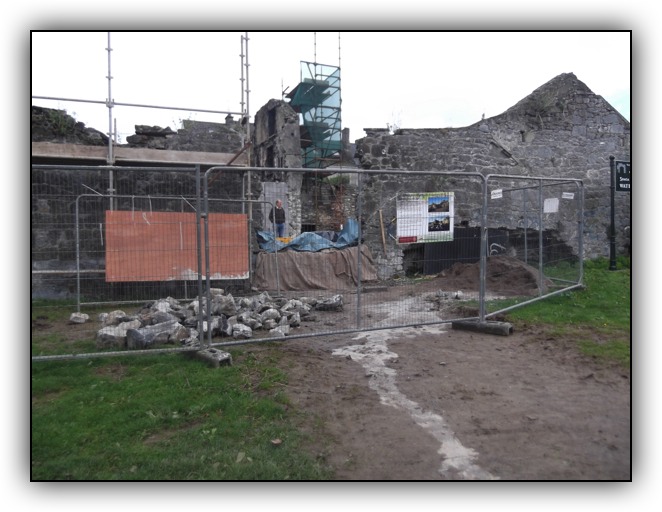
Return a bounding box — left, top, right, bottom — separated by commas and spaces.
287, 61, 342, 168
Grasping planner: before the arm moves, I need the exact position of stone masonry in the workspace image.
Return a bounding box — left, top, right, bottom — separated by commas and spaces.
354, 73, 631, 261
32, 72, 630, 297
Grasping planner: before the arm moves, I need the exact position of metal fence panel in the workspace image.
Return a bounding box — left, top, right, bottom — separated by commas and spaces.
483, 174, 584, 317
32, 165, 584, 361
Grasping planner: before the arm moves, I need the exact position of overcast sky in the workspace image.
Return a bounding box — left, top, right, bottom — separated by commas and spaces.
31, 31, 630, 143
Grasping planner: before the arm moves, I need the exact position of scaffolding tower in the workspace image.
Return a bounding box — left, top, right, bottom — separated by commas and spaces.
286, 61, 342, 169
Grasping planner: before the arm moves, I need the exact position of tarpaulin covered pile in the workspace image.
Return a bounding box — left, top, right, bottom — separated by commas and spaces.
253, 219, 379, 291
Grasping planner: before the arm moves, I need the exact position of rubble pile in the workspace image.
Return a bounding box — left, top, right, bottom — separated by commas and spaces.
91, 289, 344, 351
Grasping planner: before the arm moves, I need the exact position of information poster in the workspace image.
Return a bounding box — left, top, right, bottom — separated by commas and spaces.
396, 192, 454, 244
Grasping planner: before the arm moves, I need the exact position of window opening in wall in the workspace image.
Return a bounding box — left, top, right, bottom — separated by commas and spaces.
268, 108, 277, 136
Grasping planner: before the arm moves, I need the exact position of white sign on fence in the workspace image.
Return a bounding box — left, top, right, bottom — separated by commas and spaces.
396, 192, 455, 244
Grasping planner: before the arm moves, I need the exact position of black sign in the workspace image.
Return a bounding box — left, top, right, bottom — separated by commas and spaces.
615, 161, 631, 192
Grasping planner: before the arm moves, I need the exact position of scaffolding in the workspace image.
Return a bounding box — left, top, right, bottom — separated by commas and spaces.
286, 61, 342, 169
32, 32, 250, 165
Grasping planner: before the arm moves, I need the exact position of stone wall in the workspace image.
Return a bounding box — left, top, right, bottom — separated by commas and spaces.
353, 73, 631, 261
31, 105, 108, 145
32, 71, 630, 298
252, 99, 304, 234
126, 117, 247, 153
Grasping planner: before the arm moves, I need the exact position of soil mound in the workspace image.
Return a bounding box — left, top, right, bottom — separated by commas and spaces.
438, 255, 551, 296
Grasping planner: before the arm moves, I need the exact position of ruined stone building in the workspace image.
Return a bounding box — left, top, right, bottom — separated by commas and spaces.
31, 72, 630, 297
353, 73, 630, 262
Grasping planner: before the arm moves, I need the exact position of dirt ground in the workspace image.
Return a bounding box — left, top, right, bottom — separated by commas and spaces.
247, 323, 630, 481
243, 258, 631, 481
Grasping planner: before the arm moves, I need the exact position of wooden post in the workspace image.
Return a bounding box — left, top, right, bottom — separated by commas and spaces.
379, 209, 387, 256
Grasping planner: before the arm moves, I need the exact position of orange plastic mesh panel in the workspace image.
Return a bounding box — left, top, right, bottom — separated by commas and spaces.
105, 210, 249, 282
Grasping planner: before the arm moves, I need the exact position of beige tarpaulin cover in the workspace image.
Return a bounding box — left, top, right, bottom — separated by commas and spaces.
253, 245, 379, 291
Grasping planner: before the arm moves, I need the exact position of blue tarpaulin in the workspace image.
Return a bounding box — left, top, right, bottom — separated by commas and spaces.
257, 218, 359, 253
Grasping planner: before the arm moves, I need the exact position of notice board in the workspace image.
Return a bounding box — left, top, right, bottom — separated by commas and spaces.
396, 192, 455, 244
105, 210, 249, 282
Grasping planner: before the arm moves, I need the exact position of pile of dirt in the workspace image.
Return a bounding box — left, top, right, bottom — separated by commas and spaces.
436, 255, 551, 296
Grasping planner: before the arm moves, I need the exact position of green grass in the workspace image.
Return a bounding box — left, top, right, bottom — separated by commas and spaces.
31, 350, 331, 480
502, 257, 631, 365
31, 301, 108, 356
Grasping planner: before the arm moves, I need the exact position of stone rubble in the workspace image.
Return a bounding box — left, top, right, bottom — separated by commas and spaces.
92, 289, 343, 351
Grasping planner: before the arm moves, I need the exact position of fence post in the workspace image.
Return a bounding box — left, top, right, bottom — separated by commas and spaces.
356, 172, 363, 329
75, 195, 82, 313
203, 167, 215, 347
195, 165, 205, 345
609, 156, 617, 270
538, 179, 544, 293
479, 175, 488, 322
